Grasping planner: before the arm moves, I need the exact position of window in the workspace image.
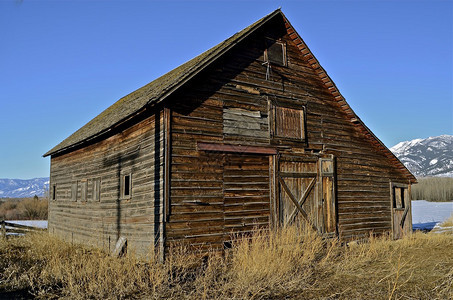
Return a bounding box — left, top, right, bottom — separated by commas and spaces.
93, 178, 101, 202
80, 180, 87, 202
392, 184, 410, 209
122, 174, 131, 199
392, 186, 406, 209
271, 103, 306, 141
71, 181, 78, 201
264, 38, 287, 66
52, 184, 56, 201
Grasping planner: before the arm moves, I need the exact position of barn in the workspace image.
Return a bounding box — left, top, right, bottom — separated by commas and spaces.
44, 9, 416, 257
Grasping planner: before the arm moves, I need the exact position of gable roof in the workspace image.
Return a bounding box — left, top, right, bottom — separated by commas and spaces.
43, 9, 281, 157
44, 9, 416, 183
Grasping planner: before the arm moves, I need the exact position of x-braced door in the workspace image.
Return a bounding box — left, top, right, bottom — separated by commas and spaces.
277, 154, 337, 236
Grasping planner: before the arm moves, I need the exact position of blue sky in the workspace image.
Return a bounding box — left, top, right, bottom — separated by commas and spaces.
0, 0, 452, 179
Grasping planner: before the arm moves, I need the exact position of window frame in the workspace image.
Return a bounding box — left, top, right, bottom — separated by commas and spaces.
264, 37, 287, 67
52, 184, 56, 201
92, 177, 101, 202
391, 182, 408, 210
80, 179, 87, 202
269, 100, 307, 143
121, 173, 132, 200
71, 181, 78, 202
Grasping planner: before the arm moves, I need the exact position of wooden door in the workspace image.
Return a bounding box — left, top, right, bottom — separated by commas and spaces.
319, 157, 336, 236
391, 183, 412, 239
223, 154, 270, 243
276, 154, 337, 234
277, 154, 337, 235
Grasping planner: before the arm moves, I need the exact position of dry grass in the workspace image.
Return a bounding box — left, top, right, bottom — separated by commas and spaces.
440, 214, 453, 228
1, 227, 452, 299
432, 214, 453, 234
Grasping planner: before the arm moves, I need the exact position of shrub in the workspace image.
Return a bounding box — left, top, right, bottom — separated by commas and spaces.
0, 197, 48, 220
17, 197, 48, 220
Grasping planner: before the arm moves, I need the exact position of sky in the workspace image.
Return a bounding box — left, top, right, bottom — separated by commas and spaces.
0, 0, 452, 179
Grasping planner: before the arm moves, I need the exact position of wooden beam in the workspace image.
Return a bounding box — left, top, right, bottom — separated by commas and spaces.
279, 172, 317, 178
400, 206, 409, 228
197, 142, 277, 155
162, 107, 171, 262
164, 107, 171, 220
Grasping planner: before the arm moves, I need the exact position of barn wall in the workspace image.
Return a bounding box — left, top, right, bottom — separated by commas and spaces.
49, 111, 164, 256
166, 16, 411, 246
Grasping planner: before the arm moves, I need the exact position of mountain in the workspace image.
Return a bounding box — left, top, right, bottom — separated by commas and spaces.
0, 177, 49, 198
390, 135, 453, 178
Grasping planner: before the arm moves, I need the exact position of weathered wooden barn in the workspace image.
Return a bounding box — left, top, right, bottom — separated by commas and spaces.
44, 9, 416, 256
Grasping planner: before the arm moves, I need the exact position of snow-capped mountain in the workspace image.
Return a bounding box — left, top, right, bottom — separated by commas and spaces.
390, 135, 453, 178
0, 177, 49, 198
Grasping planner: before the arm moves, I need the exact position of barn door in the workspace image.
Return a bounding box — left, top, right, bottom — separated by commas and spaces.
277, 154, 337, 235
391, 183, 412, 239
319, 157, 337, 236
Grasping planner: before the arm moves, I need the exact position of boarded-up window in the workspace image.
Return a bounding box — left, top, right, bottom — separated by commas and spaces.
71, 181, 78, 201
223, 107, 269, 139
272, 105, 306, 140
93, 178, 101, 202
264, 38, 286, 66
80, 180, 87, 202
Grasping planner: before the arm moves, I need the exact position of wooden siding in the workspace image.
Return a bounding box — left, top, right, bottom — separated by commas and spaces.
48, 14, 413, 255
165, 16, 411, 247
49, 111, 164, 256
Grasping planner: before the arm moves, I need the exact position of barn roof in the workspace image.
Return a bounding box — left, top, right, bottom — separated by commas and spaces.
43, 9, 416, 183
43, 10, 280, 157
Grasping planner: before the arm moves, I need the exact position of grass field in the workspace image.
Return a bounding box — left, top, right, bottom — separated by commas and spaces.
1, 227, 452, 299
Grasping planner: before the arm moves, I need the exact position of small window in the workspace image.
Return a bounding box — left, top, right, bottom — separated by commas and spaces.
122, 174, 131, 199
271, 104, 306, 141
71, 181, 78, 202
80, 180, 87, 202
264, 38, 287, 66
392, 186, 407, 209
93, 178, 101, 202
52, 184, 56, 201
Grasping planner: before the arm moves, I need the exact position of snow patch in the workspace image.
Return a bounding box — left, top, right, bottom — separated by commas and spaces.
8, 220, 48, 229
411, 200, 453, 231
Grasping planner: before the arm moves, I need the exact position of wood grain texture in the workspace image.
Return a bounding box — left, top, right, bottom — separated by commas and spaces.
49, 110, 164, 257
49, 14, 413, 255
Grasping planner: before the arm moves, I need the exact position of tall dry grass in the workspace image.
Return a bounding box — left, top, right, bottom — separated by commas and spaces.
412, 177, 453, 201
1, 227, 452, 299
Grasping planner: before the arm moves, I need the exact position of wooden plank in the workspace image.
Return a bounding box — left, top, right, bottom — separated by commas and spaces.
279, 172, 317, 178
197, 142, 277, 155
